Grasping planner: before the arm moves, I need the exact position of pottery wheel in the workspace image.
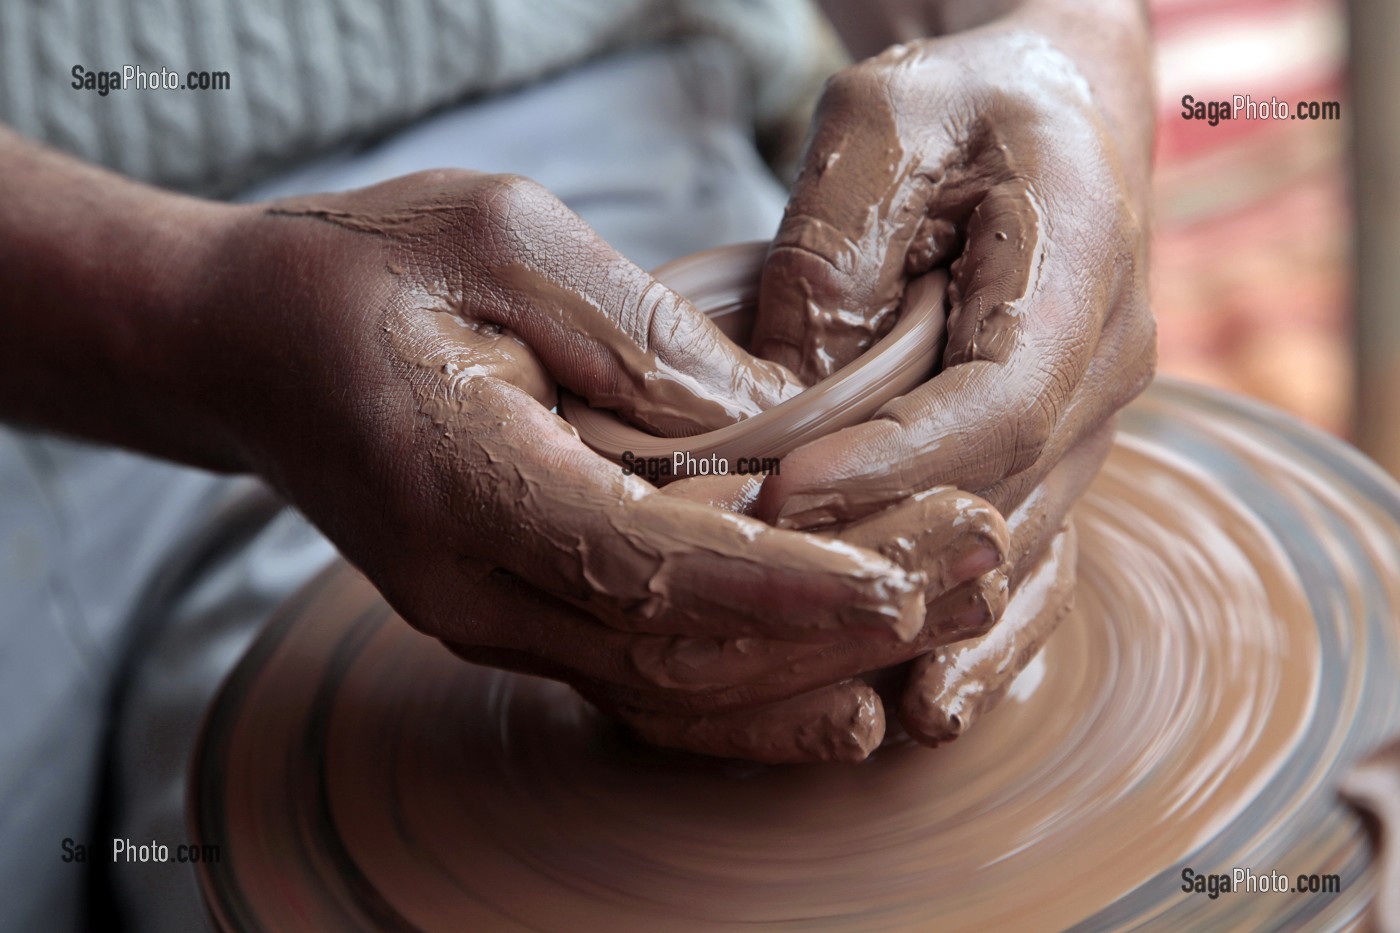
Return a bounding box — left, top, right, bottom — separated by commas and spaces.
189, 378, 1400, 931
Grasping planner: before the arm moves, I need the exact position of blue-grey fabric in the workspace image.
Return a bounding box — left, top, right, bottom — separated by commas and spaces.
0, 38, 789, 931
0, 0, 840, 197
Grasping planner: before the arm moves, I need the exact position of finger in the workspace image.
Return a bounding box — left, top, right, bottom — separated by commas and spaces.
452, 638, 886, 763
995, 419, 1114, 586
658, 472, 764, 515
663, 473, 1012, 640
439, 566, 1000, 721
607, 680, 886, 765
752, 213, 1070, 529
754, 358, 1082, 532
602, 570, 1009, 761
836, 486, 1009, 599
673, 477, 1012, 608
426, 554, 944, 718
671, 433, 1099, 732
600, 563, 1009, 760
755, 165, 1127, 530
899, 522, 1078, 746
744, 275, 1136, 529
434, 572, 721, 700
923, 567, 1010, 643
421, 377, 926, 643
435, 582, 848, 716
650, 476, 888, 761
618, 564, 1009, 714
885, 431, 1107, 742
616, 479, 1000, 756
433, 553, 1001, 717
751, 66, 948, 381
453, 174, 804, 435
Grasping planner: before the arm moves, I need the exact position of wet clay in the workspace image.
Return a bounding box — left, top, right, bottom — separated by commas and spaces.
190, 380, 1400, 930
559, 242, 947, 479
259, 182, 952, 698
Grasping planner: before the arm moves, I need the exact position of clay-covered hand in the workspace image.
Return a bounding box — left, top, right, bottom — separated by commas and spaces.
747, 26, 1156, 743
613, 426, 1105, 760
203, 170, 941, 717
446, 473, 1012, 764
752, 28, 1154, 526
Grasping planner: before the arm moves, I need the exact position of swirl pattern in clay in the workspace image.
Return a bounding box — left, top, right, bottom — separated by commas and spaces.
189, 380, 1400, 931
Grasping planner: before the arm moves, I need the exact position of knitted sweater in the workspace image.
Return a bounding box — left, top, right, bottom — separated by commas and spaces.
0, 0, 842, 196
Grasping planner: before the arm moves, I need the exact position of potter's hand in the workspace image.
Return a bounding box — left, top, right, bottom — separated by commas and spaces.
751, 29, 1154, 524
614, 428, 1101, 759
214, 170, 944, 709
747, 20, 1156, 744
446, 474, 1012, 764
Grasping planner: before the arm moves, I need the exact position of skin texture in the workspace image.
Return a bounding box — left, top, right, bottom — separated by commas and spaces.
691, 0, 1157, 756
215, 171, 996, 712
0, 0, 1155, 764
443, 480, 1008, 727
575, 0, 1155, 760
0, 133, 996, 735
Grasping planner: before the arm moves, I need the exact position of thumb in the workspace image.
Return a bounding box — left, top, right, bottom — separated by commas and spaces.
751, 68, 956, 383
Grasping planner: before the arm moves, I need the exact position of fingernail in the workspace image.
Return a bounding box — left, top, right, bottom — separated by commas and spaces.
945, 599, 996, 641
949, 541, 1003, 587
903, 693, 977, 747
825, 689, 886, 763
929, 568, 1007, 641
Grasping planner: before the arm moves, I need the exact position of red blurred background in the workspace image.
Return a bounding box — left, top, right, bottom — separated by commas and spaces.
1149, 0, 1349, 433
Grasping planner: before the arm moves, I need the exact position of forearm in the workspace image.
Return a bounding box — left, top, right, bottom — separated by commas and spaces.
0, 127, 248, 469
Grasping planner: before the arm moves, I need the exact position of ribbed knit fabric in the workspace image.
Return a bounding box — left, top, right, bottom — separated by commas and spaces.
0, 0, 845, 196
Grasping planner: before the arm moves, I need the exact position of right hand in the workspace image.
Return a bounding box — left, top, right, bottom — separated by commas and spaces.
197, 170, 1007, 747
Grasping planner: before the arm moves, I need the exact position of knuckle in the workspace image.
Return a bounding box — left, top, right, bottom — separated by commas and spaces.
484, 171, 548, 205
821, 62, 883, 106
471, 172, 554, 238
765, 237, 848, 291
1010, 390, 1057, 471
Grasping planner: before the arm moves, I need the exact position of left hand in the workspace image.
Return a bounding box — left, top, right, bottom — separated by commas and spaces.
741, 25, 1156, 749
752, 28, 1155, 522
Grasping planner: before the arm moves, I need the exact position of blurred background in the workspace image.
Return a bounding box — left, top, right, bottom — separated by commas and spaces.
1149, 0, 1348, 432
1148, 0, 1398, 480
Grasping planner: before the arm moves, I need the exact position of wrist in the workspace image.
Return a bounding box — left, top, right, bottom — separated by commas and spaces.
187, 198, 406, 491
112, 195, 261, 471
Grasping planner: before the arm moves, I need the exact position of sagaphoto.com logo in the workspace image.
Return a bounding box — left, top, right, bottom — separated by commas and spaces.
71, 65, 230, 97
1180, 93, 1341, 127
